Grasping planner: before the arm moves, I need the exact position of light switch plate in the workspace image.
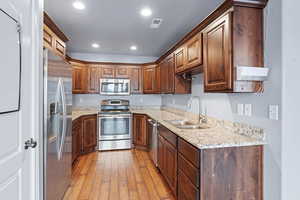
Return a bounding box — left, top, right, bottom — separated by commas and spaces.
237, 104, 244, 116
245, 104, 252, 116
269, 105, 279, 120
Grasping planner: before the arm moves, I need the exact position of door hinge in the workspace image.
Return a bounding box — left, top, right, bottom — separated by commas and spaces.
24, 138, 37, 150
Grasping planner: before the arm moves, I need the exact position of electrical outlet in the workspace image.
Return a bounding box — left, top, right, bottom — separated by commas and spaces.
269, 105, 279, 120
244, 104, 252, 116
237, 104, 244, 116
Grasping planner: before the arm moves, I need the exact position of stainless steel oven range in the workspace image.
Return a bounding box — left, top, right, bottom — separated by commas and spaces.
98, 99, 132, 151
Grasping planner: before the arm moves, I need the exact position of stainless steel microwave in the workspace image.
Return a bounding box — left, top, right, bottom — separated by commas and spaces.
99, 79, 131, 95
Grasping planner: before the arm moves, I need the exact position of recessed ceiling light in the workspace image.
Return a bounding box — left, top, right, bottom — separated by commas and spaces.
140, 8, 152, 17
73, 1, 85, 10
92, 43, 100, 48
130, 45, 137, 51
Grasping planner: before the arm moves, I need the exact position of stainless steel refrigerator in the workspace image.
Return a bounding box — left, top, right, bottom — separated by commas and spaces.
43, 49, 72, 200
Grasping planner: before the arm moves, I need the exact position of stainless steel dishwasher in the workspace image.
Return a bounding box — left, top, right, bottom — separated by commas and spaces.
148, 118, 158, 167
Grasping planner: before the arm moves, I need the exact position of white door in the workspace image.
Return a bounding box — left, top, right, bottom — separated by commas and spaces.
0, 0, 41, 200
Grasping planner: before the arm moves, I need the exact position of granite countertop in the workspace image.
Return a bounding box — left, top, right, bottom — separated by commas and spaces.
72, 107, 265, 149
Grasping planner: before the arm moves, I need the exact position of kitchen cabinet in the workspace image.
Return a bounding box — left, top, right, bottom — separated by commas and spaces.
72, 114, 97, 164
115, 66, 130, 78
160, 54, 191, 94
157, 125, 178, 197
154, 64, 161, 93
87, 65, 100, 93
202, 7, 264, 92
143, 65, 156, 94
130, 66, 143, 94
133, 114, 148, 149
43, 13, 68, 58
72, 118, 82, 164
100, 65, 115, 78
174, 33, 203, 74
71, 61, 88, 94
81, 115, 98, 154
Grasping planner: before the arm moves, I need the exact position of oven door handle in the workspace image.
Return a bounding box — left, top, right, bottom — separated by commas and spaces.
99, 115, 132, 119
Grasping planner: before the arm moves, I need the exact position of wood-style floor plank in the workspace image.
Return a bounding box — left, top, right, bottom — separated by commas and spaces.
63, 149, 174, 200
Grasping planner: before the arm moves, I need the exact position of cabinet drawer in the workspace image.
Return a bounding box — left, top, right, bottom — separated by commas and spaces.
178, 153, 199, 187
178, 170, 199, 200
158, 125, 177, 147
178, 138, 200, 168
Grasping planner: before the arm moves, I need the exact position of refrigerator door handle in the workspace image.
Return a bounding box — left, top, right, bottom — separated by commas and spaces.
57, 78, 67, 160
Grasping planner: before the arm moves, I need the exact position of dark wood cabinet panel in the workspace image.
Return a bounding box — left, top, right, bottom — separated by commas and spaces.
155, 65, 161, 93
178, 170, 200, 200
81, 115, 97, 154
72, 118, 82, 164
164, 139, 178, 196
166, 55, 175, 93
158, 134, 165, 174
185, 33, 202, 70
174, 46, 185, 73
88, 66, 100, 93
158, 125, 177, 147
100, 65, 115, 78
178, 138, 200, 168
200, 146, 263, 200
143, 65, 156, 94
133, 114, 148, 148
72, 63, 88, 94
116, 66, 130, 78
203, 13, 232, 92
178, 153, 200, 187
160, 60, 168, 93
130, 67, 143, 94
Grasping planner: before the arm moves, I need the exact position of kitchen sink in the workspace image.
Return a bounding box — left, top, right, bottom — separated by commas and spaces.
164, 119, 210, 130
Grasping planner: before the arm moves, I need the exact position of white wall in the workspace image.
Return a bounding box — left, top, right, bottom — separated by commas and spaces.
69, 52, 158, 64
281, 0, 300, 199
73, 94, 162, 108
162, 1, 282, 199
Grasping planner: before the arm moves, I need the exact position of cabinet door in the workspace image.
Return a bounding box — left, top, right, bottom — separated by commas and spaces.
143, 65, 156, 93
174, 46, 185, 73
88, 66, 100, 93
116, 66, 129, 78
155, 65, 161, 94
203, 13, 232, 92
72, 119, 82, 164
54, 37, 66, 58
157, 134, 165, 174
160, 61, 168, 93
81, 115, 97, 154
130, 67, 143, 94
43, 25, 54, 50
72, 65, 88, 94
100, 65, 115, 78
166, 55, 175, 93
186, 33, 202, 70
133, 114, 148, 148
164, 140, 178, 196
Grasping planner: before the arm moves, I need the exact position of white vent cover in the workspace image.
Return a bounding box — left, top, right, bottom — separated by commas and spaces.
150, 18, 163, 29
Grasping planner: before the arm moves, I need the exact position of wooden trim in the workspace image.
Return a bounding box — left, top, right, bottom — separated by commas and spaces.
44, 12, 69, 42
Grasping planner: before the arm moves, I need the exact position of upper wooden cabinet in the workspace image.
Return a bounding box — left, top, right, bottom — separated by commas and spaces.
203, 13, 232, 92
115, 66, 130, 78
130, 66, 143, 94
203, 7, 264, 93
43, 13, 68, 58
71, 61, 88, 94
100, 65, 115, 78
160, 54, 191, 94
154, 65, 161, 93
87, 65, 101, 94
143, 65, 156, 94
174, 33, 203, 74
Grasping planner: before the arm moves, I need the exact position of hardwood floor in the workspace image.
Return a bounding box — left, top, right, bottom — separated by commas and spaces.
63, 149, 175, 200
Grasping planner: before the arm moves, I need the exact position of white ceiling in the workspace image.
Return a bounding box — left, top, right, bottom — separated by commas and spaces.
45, 0, 224, 57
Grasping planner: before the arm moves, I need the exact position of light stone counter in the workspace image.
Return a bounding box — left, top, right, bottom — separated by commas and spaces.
72, 107, 265, 149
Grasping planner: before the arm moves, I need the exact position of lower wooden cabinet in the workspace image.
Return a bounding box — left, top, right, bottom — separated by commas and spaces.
72, 114, 97, 164
133, 114, 148, 149
158, 125, 178, 197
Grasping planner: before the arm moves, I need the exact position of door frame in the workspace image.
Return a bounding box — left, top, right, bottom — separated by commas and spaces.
32, 0, 44, 199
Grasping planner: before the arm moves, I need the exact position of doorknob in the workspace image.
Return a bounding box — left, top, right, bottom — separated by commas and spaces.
24, 138, 37, 150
